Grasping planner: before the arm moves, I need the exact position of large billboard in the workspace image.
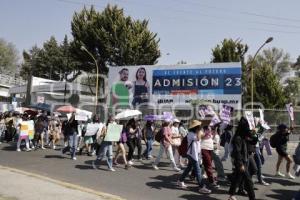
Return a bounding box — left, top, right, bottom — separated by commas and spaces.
108, 62, 242, 109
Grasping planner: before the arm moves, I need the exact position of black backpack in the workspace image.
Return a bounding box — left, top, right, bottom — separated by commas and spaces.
155, 128, 164, 142
270, 132, 280, 148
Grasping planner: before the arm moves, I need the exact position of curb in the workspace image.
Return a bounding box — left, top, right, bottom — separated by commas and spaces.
0, 165, 125, 200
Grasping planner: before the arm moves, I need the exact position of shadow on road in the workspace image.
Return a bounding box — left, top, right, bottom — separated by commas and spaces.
265, 177, 300, 187
0, 143, 16, 151
265, 189, 298, 199
44, 155, 66, 159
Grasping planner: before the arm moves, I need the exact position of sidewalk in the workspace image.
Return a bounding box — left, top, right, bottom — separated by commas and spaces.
0, 166, 123, 200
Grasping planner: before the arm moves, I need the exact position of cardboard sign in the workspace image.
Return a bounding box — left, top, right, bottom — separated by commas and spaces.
104, 123, 123, 142
85, 123, 104, 136
20, 120, 35, 140
286, 104, 295, 121
245, 111, 255, 130
220, 105, 233, 124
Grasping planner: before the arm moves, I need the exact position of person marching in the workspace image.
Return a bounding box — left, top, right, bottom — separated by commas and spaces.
177, 120, 211, 194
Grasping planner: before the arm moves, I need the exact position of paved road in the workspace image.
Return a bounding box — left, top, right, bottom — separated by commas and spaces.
0, 142, 299, 200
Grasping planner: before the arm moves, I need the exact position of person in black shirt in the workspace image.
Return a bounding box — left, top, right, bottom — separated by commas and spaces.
62, 112, 78, 160
274, 124, 295, 179
228, 117, 255, 200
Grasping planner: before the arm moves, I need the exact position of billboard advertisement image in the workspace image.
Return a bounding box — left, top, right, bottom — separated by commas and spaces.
108, 62, 242, 109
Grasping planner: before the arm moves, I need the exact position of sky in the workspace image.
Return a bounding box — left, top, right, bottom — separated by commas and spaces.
1, 0, 300, 65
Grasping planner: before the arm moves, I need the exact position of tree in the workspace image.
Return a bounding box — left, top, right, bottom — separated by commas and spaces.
211, 38, 249, 105
253, 47, 292, 79
211, 38, 248, 65
0, 38, 19, 73
249, 47, 298, 107
253, 64, 286, 108
20, 36, 79, 81
70, 5, 160, 75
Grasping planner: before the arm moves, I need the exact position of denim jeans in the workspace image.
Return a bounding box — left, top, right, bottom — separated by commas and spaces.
153, 143, 177, 168
212, 151, 226, 178
143, 138, 153, 158
68, 133, 78, 158
179, 155, 204, 187
96, 141, 113, 169
222, 142, 230, 161
254, 147, 263, 183
260, 139, 272, 156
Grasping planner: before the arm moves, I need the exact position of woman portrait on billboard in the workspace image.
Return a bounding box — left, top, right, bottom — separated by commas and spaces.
132, 67, 150, 107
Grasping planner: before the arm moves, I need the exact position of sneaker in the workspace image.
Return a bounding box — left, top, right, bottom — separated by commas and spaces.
41, 146, 46, 150
128, 160, 134, 165
228, 196, 238, 200
113, 161, 119, 166
72, 157, 77, 160
152, 164, 159, 170
53, 145, 56, 150
148, 155, 153, 159
177, 181, 187, 188
203, 174, 208, 179
17, 148, 21, 152
259, 180, 270, 186
109, 168, 116, 172
92, 160, 97, 169
261, 174, 266, 179
211, 182, 220, 188
199, 185, 211, 194
217, 177, 227, 182
173, 167, 181, 172
275, 171, 285, 177
286, 173, 295, 180
138, 158, 143, 162
26, 148, 31, 152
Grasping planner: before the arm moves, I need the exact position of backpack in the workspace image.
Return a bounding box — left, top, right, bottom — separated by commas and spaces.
178, 136, 193, 157
270, 133, 280, 148
155, 128, 164, 143
220, 133, 226, 147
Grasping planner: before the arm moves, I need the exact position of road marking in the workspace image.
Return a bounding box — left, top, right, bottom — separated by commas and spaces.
0, 165, 125, 200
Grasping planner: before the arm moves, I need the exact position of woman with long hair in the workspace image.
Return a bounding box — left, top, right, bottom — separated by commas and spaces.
228, 117, 256, 200
132, 67, 150, 107
142, 120, 155, 159
113, 120, 129, 169
152, 120, 181, 172
92, 116, 115, 171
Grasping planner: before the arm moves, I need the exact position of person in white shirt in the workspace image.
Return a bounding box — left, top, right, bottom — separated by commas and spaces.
172, 119, 182, 167
201, 125, 220, 188
211, 125, 226, 181
177, 120, 211, 194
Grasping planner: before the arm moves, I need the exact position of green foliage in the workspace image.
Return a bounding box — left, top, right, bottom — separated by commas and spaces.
70, 5, 160, 75
0, 38, 19, 73
211, 38, 248, 64
253, 47, 292, 79
211, 38, 249, 105
254, 64, 286, 108
20, 36, 79, 81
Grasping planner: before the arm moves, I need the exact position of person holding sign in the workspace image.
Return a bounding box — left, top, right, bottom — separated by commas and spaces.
16, 114, 31, 152
92, 116, 121, 172
62, 113, 78, 160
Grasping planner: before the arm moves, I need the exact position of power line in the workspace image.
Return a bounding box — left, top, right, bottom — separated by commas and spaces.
175, 0, 300, 23
53, 0, 300, 35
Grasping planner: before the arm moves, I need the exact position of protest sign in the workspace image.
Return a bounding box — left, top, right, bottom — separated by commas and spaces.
220, 105, 233, 124
245, 111, 255, 130
104, 123, 123, 142
20, 120, 35, 140
199, 105, 216, 119
85, 123, 104, 136
286, 103, 295, 121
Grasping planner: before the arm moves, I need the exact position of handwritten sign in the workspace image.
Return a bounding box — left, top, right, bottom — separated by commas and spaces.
104, 123, 123, 142
245, 111, 255, 130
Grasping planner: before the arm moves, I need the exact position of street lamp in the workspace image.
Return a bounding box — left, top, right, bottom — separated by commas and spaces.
81, 45, 99, 114
250, 37, 273, 110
